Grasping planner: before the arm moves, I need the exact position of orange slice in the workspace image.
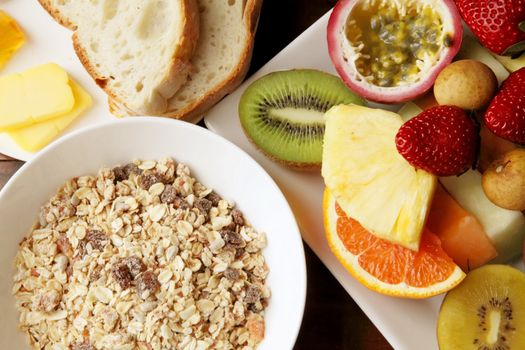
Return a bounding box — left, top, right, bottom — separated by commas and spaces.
324, 189, 465, 298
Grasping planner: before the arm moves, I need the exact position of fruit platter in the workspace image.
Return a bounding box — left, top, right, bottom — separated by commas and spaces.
205, 0, 525, 349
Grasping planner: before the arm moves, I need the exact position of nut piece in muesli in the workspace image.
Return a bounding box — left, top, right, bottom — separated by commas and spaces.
13, 158, 270, 350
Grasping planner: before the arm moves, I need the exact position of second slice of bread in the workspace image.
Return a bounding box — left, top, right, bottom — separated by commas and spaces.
39, 0, 200, 115
110, 0, 262, 121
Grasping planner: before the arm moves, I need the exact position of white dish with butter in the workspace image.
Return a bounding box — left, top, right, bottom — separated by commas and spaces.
0, 0, 115, 161
0, 118, 306, 349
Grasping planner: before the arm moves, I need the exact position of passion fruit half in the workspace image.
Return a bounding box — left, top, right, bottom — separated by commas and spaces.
327, 0, 463, 104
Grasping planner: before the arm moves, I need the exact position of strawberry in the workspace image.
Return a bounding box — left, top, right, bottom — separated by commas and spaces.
484, 67, 525, 144
454, 0, 525, 55
396, 106, 479, 177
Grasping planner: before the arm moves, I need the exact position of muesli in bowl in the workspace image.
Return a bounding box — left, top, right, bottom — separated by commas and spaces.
13, 157, 270, 350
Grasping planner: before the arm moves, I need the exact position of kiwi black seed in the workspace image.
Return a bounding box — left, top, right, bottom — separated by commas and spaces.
238, 69, 363, 170
437, 265, 525, 350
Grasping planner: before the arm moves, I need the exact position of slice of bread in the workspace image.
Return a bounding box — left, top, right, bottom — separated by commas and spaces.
109, 0, 262, 121
38, 0, 200, 115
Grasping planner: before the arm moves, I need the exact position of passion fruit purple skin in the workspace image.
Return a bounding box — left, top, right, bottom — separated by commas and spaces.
327, 0, 463, 104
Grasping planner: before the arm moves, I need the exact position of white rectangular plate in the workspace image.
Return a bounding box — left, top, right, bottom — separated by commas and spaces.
204, 10, 525, 350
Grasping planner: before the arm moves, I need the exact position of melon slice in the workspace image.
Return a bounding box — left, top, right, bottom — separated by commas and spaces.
440, 170, 525, 263
427, 185, 498, 271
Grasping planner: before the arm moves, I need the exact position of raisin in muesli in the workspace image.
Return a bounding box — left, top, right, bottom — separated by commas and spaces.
194, 198, 212, 217
89, 265, 103, 283
231, 209, 245, 226
78, 229, 108, 257
57, 233, 73, 257
205, 191, 221, 206
244, 285, 262, 304
112, 263, 132, 290
113, 163, 142, 182
221, 229, 245, 247
136, 270, 160, 299
160, 184, 178, 204
85, 229, 108, 251
121, 256, 146, 278
113, 167, 127, 182
139, 172, 163, 190
224, 268, 241, 281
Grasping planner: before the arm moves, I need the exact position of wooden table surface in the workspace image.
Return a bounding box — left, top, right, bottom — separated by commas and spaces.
0, 1, 394, 349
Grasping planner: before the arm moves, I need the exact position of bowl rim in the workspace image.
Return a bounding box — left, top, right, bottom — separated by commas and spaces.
0, 117, 307, 349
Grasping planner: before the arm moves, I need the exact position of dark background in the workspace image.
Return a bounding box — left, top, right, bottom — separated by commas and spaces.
249, 1, 393, 349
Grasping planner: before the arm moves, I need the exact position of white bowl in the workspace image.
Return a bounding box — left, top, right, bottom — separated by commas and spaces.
0, 118, 306, 349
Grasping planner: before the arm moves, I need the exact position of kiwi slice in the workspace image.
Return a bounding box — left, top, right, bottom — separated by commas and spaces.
238, 69, 363, 170
437, 265, 525, 350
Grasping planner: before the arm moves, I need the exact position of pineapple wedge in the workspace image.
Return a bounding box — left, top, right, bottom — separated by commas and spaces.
322, 105, 437, 250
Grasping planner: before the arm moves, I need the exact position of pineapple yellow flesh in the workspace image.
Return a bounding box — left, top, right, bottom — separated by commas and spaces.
322, 104, 437, 250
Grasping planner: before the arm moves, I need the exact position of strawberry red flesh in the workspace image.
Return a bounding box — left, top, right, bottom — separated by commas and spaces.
484, 67, 525, 144
455, 0, 525, 55
396, 106, 479, 177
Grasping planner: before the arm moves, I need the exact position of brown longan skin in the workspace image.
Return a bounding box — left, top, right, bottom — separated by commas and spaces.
482, 148, 525, 210
434, 60, 498, 110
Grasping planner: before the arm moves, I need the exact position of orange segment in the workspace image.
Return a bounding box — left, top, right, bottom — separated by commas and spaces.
405, 233, 456, 288
358, 237, 413, 285
336, 204, 378, 254
427, 185, 498, 271
0, 11, 25, 70
324, 189, 465, 298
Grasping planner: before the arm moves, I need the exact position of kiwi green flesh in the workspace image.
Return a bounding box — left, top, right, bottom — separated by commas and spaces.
239, 69, 363, 166
437, 265, 525, 350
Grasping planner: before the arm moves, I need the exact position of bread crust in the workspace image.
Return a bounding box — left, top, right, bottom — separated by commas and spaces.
37, 0, 78, 30
170, 0, 263, 121
37, 0, 200, 115
109, 0, 263, 121
149, 0, 200, 112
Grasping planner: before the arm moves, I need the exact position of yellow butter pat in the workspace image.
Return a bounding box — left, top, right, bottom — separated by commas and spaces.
0, 11, 25, 70
8, 79, 92, 152
0, 63, 75, 130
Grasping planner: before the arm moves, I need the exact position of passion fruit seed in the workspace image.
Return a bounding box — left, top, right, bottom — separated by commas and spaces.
346, 0, 448, 87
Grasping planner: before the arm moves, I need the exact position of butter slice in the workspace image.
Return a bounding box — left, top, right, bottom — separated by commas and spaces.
0, 11, 25, 70
8, 79, 92, 152
0, 63, 75, 130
